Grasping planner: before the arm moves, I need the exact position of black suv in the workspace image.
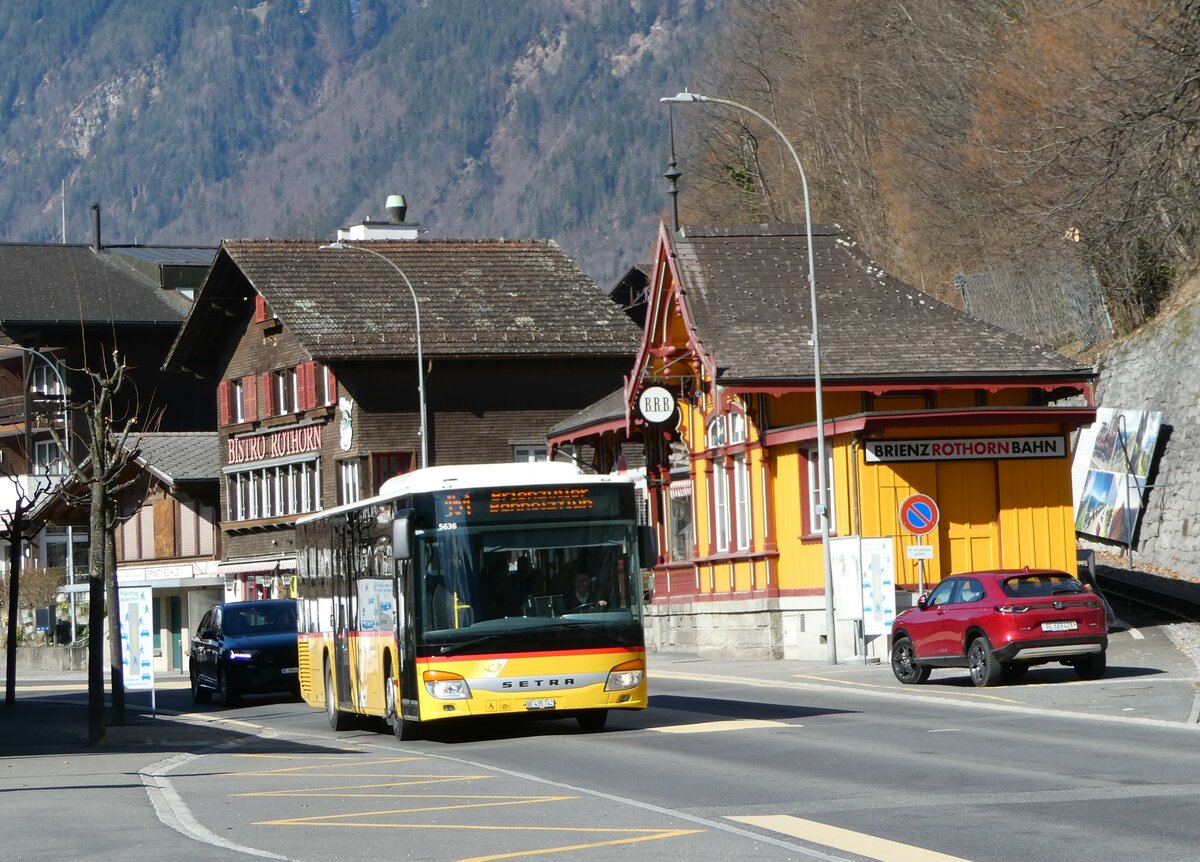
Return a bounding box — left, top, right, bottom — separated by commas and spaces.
190, 599, 300, 706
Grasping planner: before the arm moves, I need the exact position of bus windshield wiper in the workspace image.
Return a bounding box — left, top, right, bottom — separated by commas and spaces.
436, 633, 510, 656
547, 622, 629, 647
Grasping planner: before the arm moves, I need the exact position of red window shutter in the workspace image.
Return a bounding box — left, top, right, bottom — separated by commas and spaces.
300, 361, 317, 411
217, 380, 231, 426
254, 294, 267, 322
259, 372, 274, 418
242, 374, 258, 421
325, 367, 337, 405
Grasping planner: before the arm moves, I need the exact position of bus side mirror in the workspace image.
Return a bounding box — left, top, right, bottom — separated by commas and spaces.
392, 509, 415, 561
638, 525, 658, 569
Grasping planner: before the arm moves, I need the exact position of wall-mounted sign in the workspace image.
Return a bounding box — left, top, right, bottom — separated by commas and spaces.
637, 385, 677, 424
899, 494, 940, 536
1072, 406, 1163, 544
864, 435, 1065, 463
228, 423, 322, 465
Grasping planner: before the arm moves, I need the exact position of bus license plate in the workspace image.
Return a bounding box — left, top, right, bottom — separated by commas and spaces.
1042, 620, 1077, 632
526, 699, 556, 710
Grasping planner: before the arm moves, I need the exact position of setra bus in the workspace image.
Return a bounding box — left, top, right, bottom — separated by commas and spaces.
294, 461, 654, 739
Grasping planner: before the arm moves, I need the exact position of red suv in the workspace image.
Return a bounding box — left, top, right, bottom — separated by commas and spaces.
890, 569, 1108, 687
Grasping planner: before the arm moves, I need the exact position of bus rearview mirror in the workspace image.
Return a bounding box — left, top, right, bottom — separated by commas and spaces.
392, 509, 415, 561
638, 524, 658, 569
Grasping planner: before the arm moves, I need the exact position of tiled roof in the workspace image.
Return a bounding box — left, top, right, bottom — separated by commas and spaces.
133, 432, 219, 483
548, 387, 628, 436
673, 225, 1093, 383
0, 243, 191, 326
220, 239, 641, 360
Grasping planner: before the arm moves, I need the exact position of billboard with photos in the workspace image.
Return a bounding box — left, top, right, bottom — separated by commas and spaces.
1073, 407, 1162, 545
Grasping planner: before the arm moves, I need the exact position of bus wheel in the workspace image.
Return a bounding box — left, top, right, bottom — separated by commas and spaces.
577, 710, 608, 732
385, 664, 421, 741
324, 660, 353, 731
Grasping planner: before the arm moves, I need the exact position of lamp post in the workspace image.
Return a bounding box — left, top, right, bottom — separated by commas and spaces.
660, 91, 838, 664
319, 242, 429, 469
8, 345, 75, 641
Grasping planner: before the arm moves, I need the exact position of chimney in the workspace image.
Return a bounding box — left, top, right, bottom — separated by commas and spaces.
91, 202, 102, 252
386, 194, 408, 223
336, 195, 420, 241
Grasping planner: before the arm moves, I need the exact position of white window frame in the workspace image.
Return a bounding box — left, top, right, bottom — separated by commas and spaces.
733, 453, 751, 551
514, 445, 548, 462
29, 364, 63, 396
711, 463, 730, 553
805, 446, 837, 536
231, 379, 245, 424
226, 458, 321, 522
339, 459, 361, 504
33, 439, 65, 476
275, 367, 298, 416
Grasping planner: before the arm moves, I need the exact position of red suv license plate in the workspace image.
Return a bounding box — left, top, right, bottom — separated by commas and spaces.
1042, 620, 1077, 632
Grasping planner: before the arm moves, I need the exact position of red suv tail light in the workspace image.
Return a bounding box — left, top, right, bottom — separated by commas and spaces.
994, 604, 1032, 614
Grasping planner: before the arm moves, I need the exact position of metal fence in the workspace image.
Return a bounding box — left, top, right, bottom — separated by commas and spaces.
956, 253, 1114, 350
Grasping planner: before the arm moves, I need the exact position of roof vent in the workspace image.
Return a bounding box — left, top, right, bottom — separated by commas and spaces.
386, 194, 407, 223
336, 195, 420, 242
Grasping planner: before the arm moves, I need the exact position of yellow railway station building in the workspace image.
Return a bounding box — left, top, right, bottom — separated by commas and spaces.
551, 223, 1096, 662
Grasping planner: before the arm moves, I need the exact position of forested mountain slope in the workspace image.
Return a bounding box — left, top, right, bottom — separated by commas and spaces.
0, 0, 719, 287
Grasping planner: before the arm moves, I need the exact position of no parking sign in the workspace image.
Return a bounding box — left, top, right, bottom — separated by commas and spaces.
899, 494, 940, 536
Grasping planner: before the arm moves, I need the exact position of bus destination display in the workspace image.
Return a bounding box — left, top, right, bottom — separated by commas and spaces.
436, 486, 625, 523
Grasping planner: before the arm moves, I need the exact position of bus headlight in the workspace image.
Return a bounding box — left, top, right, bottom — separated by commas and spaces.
423, 670, 471, 700
604, 659, 644, 692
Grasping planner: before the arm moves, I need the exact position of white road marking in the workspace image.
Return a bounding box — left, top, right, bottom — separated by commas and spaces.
650, 719, 792, 734
1127, 627, 1145, 640
730, 814, 974, 862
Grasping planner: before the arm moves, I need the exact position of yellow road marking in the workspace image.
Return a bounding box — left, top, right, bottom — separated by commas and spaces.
792, 674, 1022, 704
650, 719, 792, 734
257, 796, 573, 817
237, 777, 496, 795
729, 815, 973, 862
458, 828, 703, 861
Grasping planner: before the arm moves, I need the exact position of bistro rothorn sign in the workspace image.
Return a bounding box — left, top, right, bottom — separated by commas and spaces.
636, 385, 676, 424
228, 424, 322, 465
864, 435, 1066, 463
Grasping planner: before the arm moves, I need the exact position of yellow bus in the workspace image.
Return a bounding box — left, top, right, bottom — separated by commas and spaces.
294, 462, 652, 739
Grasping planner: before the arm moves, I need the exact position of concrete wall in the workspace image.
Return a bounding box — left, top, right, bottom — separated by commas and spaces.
0, 645, 87, 672
644, 597, 890, 663
1087, 300, 1200, 577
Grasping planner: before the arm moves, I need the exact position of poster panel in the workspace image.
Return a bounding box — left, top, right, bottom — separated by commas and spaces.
119, 586, 155, 692
1072, 407, 1162, 543
860, 537, 897, 637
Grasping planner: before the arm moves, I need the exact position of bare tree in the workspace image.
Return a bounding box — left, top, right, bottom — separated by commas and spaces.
56, 348, 159, 745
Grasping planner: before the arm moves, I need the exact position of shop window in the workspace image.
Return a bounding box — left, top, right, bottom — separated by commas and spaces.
711, 464, 730, 552
226, 459, 320, 522
803, 446, 837, 537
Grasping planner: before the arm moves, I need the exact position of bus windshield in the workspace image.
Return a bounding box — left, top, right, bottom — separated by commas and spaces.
414, 519, 643, 655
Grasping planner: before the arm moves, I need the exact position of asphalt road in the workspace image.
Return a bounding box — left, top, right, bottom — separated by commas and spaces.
3, 606, 1198, 862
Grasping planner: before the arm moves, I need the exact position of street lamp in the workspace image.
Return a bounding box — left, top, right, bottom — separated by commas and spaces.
661, 90, 838, 664
319, 242, 429, 469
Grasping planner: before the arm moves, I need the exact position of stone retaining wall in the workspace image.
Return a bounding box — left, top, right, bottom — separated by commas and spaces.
1087, 301, 1200, 578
